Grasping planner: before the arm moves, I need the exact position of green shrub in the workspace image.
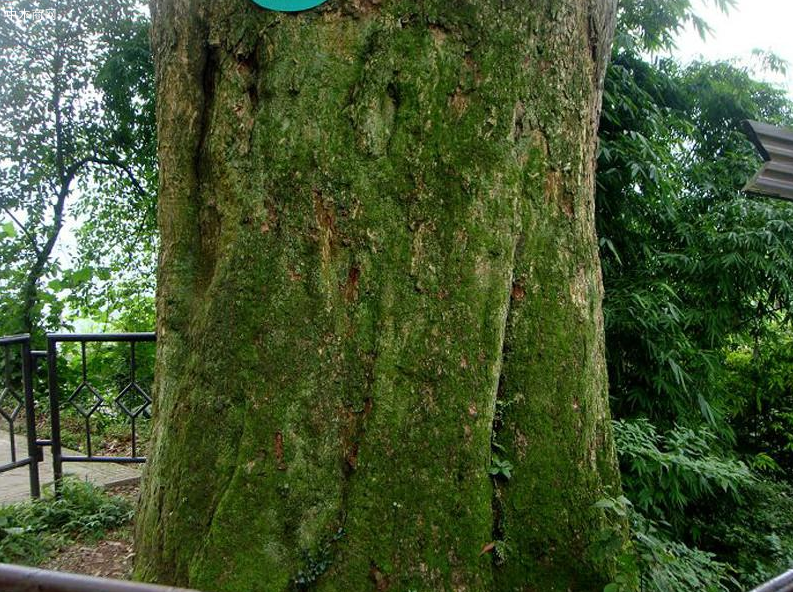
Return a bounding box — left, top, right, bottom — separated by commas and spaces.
597, 496, 737, 592
614, 419, 753, 533
632, 510, 736, 592
0, 477, 134, 565
722, 334, 793, 474
695, 478, 793, 589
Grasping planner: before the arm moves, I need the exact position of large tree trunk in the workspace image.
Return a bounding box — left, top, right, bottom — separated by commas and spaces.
136, 0, 621, 590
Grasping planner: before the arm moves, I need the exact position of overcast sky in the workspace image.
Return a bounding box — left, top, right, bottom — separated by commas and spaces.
671, 0, 793, 99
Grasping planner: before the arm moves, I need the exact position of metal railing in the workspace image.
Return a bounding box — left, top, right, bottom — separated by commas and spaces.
0, 561, 790, 592
751, 569, 793, 592
0, 563, 198, 592
0, 334, 40, 498
0, 331, 155, 499
47, 332, 155, 488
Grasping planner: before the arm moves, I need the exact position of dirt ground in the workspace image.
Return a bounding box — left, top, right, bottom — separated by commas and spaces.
43, 528, 135, 579
42, 482, 139, 580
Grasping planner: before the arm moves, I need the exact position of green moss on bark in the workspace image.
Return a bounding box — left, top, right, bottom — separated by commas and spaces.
137, 0, 621, 590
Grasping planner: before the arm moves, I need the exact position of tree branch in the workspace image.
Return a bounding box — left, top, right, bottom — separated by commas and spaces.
0, 206, 39, 253
83, 156, 149, 197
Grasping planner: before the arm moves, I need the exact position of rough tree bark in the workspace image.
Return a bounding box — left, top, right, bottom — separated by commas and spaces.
136, 0, 622, 589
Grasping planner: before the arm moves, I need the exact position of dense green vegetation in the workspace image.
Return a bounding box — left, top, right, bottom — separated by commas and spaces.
597, 1, 793, 589
0, 0, 156, 339
0, 478, 133, 565
0, 0, 792, 589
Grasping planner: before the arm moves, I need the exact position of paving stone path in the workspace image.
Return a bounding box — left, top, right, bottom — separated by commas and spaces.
0, 429, 141, 504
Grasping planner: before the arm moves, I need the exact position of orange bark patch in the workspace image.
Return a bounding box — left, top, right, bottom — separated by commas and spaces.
274, 431, 286, 470
343, 264, 361, 302
346, 442, 360, 469
342, 398, 372, 473
511, 282, 525, 301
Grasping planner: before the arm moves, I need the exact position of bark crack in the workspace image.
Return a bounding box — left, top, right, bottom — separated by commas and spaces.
487, 228, 524, 567
587, 0, 617, 78
194, 42, 220, 298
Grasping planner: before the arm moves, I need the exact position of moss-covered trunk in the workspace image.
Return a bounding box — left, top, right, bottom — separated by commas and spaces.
136, 0, 621, 589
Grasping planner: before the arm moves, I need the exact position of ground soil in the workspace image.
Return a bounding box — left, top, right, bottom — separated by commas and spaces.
42, 482, 139, 580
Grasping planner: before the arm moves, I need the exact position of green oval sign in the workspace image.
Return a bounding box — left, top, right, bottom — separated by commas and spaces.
252, 0, 328, 11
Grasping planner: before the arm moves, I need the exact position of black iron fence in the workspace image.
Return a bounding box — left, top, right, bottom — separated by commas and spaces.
0, 332, 155, 499
0, 335, 40, 498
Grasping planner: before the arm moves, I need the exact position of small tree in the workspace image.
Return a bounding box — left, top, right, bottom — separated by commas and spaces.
0, 0, 156, 336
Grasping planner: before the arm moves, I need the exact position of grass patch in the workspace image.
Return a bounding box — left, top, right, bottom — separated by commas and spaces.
0, 477, 134, 565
